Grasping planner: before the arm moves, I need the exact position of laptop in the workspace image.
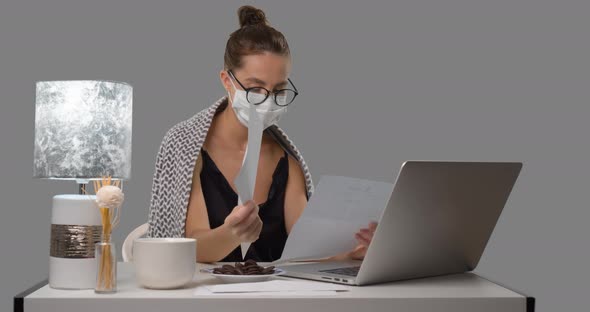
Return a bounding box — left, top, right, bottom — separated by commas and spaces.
279, 161, 522, 286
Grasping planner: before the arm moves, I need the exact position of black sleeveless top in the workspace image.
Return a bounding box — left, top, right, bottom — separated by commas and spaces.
199, 148, 289, 262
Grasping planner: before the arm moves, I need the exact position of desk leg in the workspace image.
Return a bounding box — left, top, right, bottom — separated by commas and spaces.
14, 279, 48, 312
478, 274, 535, 312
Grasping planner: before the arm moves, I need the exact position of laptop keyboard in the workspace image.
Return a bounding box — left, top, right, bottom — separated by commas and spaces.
319, 266, 361, 277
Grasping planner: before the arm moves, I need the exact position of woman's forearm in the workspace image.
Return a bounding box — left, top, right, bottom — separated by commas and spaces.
186, 224, 242, 263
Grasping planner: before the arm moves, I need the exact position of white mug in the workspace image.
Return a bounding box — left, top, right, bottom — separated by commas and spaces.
133, 238, 196, 289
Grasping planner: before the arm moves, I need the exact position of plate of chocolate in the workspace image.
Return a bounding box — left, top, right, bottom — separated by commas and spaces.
200, 259, 285, 283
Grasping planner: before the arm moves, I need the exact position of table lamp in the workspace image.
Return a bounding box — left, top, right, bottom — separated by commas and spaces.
33, 80, 132, 289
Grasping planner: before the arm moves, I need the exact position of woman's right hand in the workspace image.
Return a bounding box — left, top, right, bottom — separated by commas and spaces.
223, 200, 263, 243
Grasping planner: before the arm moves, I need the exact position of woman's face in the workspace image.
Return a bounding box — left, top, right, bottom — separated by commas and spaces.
221, 52, 292, 103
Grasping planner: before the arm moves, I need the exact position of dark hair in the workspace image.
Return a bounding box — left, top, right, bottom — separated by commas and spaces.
224, 5, 290, 70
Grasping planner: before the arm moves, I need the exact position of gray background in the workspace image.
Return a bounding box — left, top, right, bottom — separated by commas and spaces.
0, 0, 587, 311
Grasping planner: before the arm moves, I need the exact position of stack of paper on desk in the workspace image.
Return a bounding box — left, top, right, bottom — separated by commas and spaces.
193, 279, 349, 296
277, 175, 394, 263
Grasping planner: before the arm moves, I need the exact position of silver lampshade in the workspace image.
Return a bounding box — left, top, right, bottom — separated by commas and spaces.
33, 80, 132, 181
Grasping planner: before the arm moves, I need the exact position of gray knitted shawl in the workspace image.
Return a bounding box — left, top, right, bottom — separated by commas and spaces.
146, 96, 314, 238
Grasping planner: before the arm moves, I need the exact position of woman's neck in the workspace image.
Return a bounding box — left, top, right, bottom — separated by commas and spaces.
205, 98, 277, 158
210, 99, 250, 152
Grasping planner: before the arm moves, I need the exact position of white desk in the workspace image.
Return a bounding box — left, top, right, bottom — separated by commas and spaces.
15, 262, 534, 312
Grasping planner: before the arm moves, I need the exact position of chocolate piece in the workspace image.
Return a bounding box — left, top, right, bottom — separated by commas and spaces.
211, 260, 276, 275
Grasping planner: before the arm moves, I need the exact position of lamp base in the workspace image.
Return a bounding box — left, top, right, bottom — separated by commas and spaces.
49, 257, 98, 289
49, 194, 102, 290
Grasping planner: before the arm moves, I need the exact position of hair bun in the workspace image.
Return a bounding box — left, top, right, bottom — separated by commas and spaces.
238, 5, 268, 28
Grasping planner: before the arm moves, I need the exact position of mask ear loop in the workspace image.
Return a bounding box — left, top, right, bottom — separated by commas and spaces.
227, 75, 239, 104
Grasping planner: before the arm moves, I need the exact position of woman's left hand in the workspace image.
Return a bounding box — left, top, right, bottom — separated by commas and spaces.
348, 221, 378, 260
318, 221, 378, 262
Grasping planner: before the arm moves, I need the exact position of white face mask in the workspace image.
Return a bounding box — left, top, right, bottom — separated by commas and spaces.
228, 78, 288, 129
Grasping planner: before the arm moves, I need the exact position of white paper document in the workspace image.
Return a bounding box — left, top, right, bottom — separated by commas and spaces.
278, 175, 394, 262
234, 102, 264, 256
198, 279, 349, 294
193, 287, 339, 296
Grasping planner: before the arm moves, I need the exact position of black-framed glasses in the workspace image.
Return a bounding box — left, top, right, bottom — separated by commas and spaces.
228, 70, 298, 106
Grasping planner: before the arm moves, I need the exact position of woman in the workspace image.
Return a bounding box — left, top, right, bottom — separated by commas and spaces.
147, 5, 376, 263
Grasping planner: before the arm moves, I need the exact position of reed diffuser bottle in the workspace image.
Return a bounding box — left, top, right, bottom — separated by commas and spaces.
95, 238, 117, 293
93, 177, 124, 294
